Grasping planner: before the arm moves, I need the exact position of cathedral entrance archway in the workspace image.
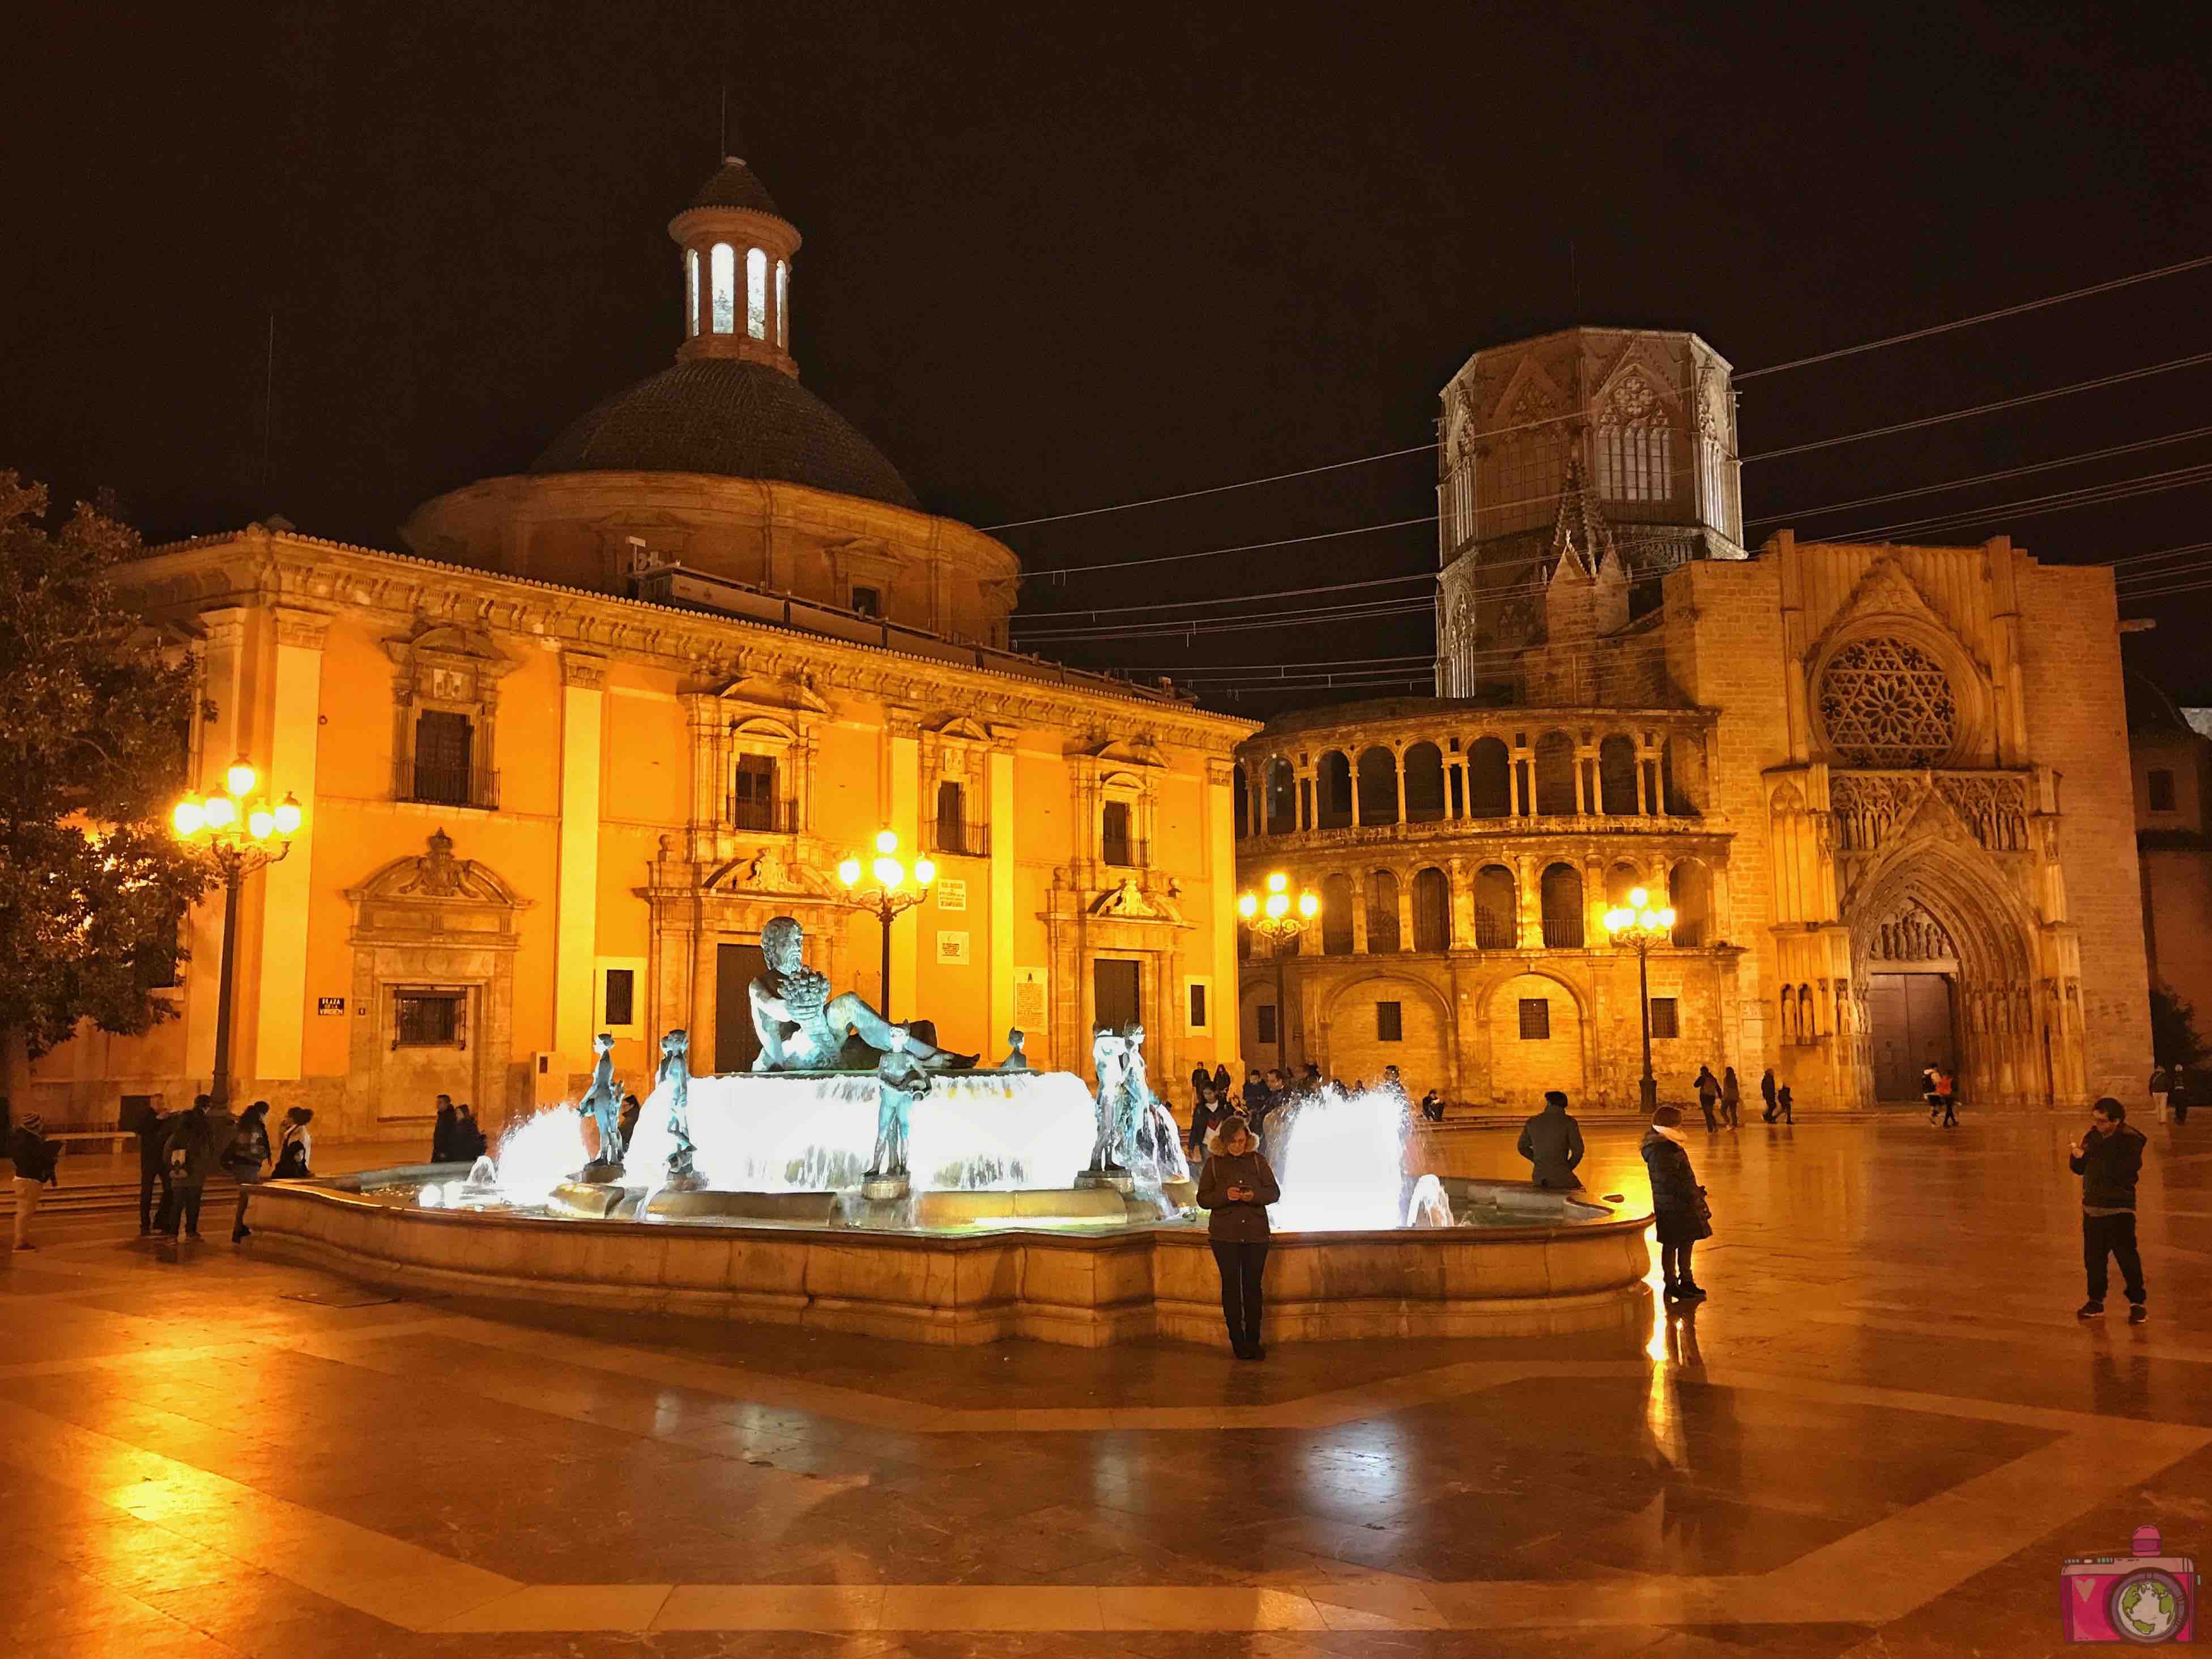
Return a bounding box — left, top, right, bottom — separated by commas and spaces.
1865, 900, 1958, 1100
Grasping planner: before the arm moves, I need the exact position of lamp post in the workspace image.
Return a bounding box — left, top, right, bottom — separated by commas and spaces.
1602, 886, 1677, 1114
171, 758, 305, 1107
837, 829, 936, 1020
1236, 870, 1319, 1072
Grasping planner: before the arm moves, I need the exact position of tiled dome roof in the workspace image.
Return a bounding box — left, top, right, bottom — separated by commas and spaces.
531, 358, 919, 510
689, 157, 784, 219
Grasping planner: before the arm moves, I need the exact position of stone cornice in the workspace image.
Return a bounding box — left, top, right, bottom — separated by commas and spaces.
121, 529, 1259, 752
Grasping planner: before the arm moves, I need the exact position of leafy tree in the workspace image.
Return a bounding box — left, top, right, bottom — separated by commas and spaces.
1, 474, 210, 1100
2150, 984, 2207, 1071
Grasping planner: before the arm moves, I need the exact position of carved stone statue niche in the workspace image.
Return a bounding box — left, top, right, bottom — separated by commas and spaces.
747, 916, 976, 1071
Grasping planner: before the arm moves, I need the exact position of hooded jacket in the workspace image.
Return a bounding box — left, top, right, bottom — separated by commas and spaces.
2069, 1122, 2146, 1210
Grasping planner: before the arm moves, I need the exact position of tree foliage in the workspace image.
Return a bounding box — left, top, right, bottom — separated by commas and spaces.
1, 474, 210, 1061
2150, 984, 2207, 1071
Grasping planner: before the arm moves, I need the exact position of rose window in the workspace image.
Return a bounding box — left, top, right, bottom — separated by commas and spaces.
1818, 638, 1958, 767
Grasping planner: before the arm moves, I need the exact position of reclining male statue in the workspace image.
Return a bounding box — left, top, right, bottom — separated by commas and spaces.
748, 915, 976, 1071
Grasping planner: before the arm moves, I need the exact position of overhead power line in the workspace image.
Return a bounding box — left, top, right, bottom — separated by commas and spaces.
1840, 461, 2212, 542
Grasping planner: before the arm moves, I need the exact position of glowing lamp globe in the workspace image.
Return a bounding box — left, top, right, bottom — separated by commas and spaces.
872, 856, 902, 888
1629, 887, 1648, 909
1237, 893, 1258, 918
1266, 872, 1288, 894
225, 760, 258, 799
172, 799, 206, 838
874, 829, 898, 856
272, 796, 304, 836
838, 857, 863, 887
913, 857, 936, 887
248, 807, 276, 840
202, 795, 238, 830
1264, 892, 1289, 920
1297, 892, 1319, 918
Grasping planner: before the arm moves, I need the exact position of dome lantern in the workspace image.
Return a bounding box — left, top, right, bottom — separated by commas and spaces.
670, 156, 800, 376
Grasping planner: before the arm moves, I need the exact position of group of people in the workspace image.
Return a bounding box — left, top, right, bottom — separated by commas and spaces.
2147, 1061, 2196, 1124
429, 1095, 491, 1164
133, 1096, 315, 1243
1691, 1065, 1793, 1129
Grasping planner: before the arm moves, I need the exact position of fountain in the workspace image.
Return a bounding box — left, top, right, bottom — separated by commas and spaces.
242, 917, 1651, 1347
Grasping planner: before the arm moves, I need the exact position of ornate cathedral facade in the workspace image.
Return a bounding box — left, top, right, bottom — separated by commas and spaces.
1235, 327, 2150, 1112
23, 159, 1252, 1138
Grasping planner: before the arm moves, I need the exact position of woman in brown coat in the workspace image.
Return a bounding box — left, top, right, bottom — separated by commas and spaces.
1196, 1116, 1281, 1359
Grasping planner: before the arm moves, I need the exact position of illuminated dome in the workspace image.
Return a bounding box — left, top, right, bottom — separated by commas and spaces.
531, 359, 918, 509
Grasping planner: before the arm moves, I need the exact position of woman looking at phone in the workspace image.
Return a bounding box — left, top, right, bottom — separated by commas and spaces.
1197, 1114, 1281, 1359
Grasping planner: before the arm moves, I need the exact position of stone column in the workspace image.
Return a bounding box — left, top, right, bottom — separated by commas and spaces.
1393, 751, 1407, 823
554, 653, 607, 1066
1206, 758, 1241, 1069
250, 607, 330, 1084
1516, 853, 1542, 950
990, 744, 1018, 1048
1349, 762, 1363, 827
1398, 868, 1417, 952
886, 714, 921, 1017
1350, 870, 1370, 954
1448, 858, 1476, 950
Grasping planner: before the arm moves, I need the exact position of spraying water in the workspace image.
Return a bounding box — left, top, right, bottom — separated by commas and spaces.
1268, 1086, 1444, 1231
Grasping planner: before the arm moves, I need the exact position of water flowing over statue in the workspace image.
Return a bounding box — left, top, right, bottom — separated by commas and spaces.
576, 1032, 623, 1177
1118, 1023, 1191, 1185
748, 916, 975, 1071
867, 1028, 932, 1189
659, 1028, 704, 1188
1086, 1026, 1133, 1176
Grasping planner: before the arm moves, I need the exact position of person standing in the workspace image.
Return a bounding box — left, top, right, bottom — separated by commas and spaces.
133, 1100, 172, 1235
1517, 1091, 1586, 1189
454, 1103, 488, 1163
272, 1108, 315, 1179
1196, 1116, 1280, 1359
10, 1113, 59, 1252
1934, 1067, 1958, 1129
2171, 1064, 2193, 1125
1720, 1066, 1742, 1131
1189, 1065, 1211, 1107
1759, 1067, 1779, 1124
2070, 1098, 2148, 1323
1187, 1086, 1218, 1161
1693, 1066, 1721, 1132
430, 1095, 458, 1162
2148, 1062, 2171, 1124
159, 1095, 221, 1241
223, 1101, 272, 1244
1212, 1063, 1233, 1101
1640, 1105, 1711, 1301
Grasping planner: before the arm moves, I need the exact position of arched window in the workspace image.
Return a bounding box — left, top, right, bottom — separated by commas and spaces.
1366, 870, 1400, 952
1597, 735, 1639, 814
1539, 863, 1584, 949
745, 248, 768, 340
1669, 860, 1712, 947
1661, 734, 1702, 816
1264, 758, 1297, 835
1403, 742, 1446, 822
1356, 747, 1400, 825
1413, 867, 1451, 952
1321, 874, 1355, 955
1466, 737, 1511, 818
709, 244, 736, 334
1474, 864, 1517, 948
685, 248, 700, 338
1316, 751, 1352, 828
1597, 373, 1674, 504
1486, 387, 1567, 537
1605, 861, 1642, 908
774, 259, 788, 348
1533, 730, 1577, 816
1232, 762, 1249, 841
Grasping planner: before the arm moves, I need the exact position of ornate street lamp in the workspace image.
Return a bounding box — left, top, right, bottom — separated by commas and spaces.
171, 758, 305, 1107
1237, 870, 1319, 1072
1604, 886, 1677, 1114
837, 829, 935, 1020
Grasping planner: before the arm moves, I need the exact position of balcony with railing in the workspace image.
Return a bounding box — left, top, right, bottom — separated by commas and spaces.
1102, 836, 1150, 871
1540, 915, 1585, 950
726, 795, 800, 834
925, 819, 992, 858
396, 759, 500, 810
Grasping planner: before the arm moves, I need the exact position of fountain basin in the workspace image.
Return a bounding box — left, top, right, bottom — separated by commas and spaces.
245, 1172, 1654, 1348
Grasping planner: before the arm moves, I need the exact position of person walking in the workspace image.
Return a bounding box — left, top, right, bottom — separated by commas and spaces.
1720, 1066, 1742, 1131
1759, 1067, 1779, 1123
132, 1099, 172, 1235
1212, 1063, 1233, 1101
1187, 1086, 1220, 1161
10, 1113, 60, 1252
272, 1108, 315, 1179
1934, 1067, 1958, 1129
1640, 1105, 1711, 1301
1774, 1082, 1794, 1124
453, 1103, 488, 1163
1922, 1057, 1943, 1125
1693, 1066, 1721, 1132
1517, 1091, 1586, 1189
1189, 1065, 1211, 1107
2148, 1062, 2172, 1124
223, 1101, 272, 1243
2070, 1097, 2148, 1323
1197, 1116, 1280, 1360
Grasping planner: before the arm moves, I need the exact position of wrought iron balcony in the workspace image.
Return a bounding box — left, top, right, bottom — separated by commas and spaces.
726, 796, 799, 833
1540, 916, 1586, 950
925, 820, 992, 858
1103, 836, 1149, 870
397, 760, 499, 810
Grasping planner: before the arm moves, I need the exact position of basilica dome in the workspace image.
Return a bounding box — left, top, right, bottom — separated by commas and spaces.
531, 358, 919, 511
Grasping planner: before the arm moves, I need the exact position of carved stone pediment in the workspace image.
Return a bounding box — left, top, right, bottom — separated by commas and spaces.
350, 829, 523, 908
1808, 555, 1984, 676
698, 666, 830, 717
1087, 877, 1185, 924
704, 846, 834, 897
382, 620, 515, 674
1079, 732, 1167, 769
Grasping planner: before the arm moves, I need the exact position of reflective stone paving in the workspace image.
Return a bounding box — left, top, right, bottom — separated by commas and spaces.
2, 1113, 2207, 1656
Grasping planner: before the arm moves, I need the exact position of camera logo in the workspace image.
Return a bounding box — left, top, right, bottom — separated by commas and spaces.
2062, 1525, 2197, 1644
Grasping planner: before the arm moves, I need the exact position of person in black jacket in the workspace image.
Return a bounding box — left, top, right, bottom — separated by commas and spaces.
430, 1095, 458, 1162
2070, 1098, 2149, 1322
454, 1103, 488, 1163
1640, 1105, 1711, 1301
1196, 1116, 1281, 1359
1759, 1067, 1779, 1124
1517, 1091, 1585, 1189
10, 1113, 60, 1251
1212, 1063, 1233, 1101
223, 1101, 272, 1244
132, 1100, 172, 1235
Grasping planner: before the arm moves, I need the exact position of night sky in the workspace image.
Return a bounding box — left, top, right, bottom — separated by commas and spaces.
8, 3, 2210, 711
